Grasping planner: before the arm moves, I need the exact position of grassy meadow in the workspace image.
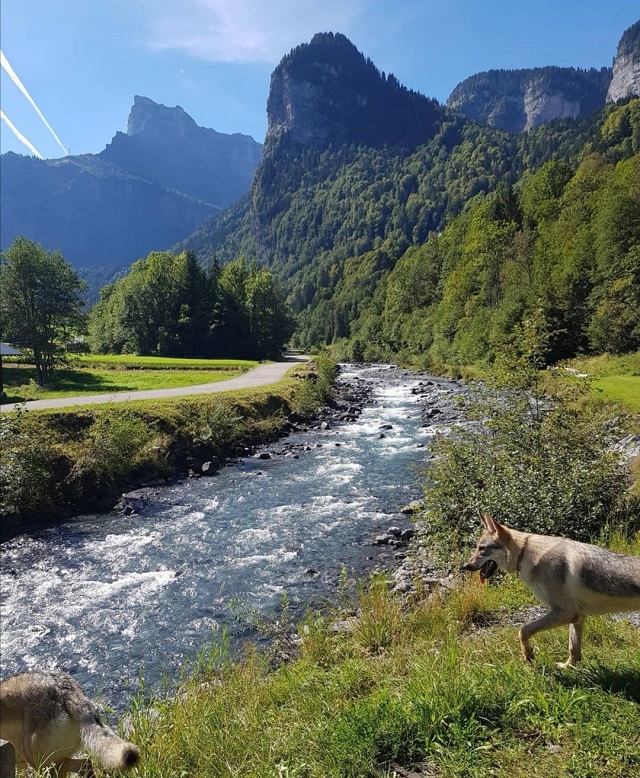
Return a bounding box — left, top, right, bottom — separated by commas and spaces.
567, 352, 640, 414
1, 356, 258, 403
106, 530, 640, 778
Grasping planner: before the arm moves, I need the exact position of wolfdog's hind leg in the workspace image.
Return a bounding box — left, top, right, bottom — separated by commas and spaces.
557, 616, 584, 669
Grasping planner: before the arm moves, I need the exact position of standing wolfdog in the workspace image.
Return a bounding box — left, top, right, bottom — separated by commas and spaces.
0, 670, 139, 775
462, 513, 640, 666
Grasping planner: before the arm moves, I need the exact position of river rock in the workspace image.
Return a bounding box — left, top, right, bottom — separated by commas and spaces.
387, 526, 402, 538
401, 500, 424, 514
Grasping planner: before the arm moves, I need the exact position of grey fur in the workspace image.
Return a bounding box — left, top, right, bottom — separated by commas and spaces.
579, 549, 640, 598
463, 513, 640, 666
0, 670, 139, 776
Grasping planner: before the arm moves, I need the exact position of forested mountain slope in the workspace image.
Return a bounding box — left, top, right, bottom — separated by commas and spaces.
181, 32, 625, 356
358, 99, 640, 366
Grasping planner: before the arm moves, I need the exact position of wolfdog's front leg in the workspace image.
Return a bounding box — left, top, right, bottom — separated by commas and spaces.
519, 609, 576, 662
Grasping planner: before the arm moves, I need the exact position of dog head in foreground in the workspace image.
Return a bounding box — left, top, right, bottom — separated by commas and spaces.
462, 512, 640, 666
461, 512, 515, 580
0, 669, 139, 775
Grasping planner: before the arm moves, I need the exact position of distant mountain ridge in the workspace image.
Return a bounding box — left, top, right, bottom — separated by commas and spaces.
447, 21, 640, 132
446, 66, 611, 132
0, 97, 262, 269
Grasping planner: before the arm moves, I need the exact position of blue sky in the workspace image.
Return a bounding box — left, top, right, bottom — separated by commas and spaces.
1, 1, 638, 159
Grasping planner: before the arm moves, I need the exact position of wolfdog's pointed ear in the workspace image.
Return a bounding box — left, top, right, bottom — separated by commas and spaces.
480, 512, 497, 533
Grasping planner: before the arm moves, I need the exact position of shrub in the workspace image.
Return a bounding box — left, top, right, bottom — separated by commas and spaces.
79, 409, 155, 485
196, 400, 245, 452
423, 313, 631, 559
291, 353, 337, 417
0, 408, 58, 515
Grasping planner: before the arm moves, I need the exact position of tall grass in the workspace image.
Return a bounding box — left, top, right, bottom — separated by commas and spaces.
111, 552, 640, 778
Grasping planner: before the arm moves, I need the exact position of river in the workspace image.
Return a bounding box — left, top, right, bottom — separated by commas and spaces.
0, 365, 463, 705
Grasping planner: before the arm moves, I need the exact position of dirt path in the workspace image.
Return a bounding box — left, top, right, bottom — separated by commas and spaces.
0, 357, 309, 413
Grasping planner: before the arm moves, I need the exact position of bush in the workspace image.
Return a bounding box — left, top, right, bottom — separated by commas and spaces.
79, 409, 155, 485
291, 354, 337, 417
0, 408, 58, 515
423, 313, 631, 558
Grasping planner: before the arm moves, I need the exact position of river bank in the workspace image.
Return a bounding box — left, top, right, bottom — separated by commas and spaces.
0, 364, 468, 705
0, 357, 338, 540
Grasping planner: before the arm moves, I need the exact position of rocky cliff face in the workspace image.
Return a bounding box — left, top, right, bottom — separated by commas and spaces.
447, 20, 640, 131
447, 67, 611, 132
102, 96, 262, 206
0, 98, 262, 270
266, 32, 442, 149
607, 21, 640, 102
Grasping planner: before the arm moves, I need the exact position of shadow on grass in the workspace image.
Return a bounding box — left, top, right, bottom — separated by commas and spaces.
554, 664, 640, 703
3, 367, 137, 396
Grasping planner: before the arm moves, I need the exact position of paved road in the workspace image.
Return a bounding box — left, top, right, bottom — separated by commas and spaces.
0, 357, 310, 413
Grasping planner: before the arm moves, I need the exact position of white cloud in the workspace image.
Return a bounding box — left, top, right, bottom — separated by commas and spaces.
142, 0, 367, 63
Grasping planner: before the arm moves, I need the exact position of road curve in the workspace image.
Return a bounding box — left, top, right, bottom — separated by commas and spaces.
0, 356, 310, 413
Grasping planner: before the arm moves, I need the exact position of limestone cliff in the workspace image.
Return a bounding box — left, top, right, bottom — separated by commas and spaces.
607, 21, 640, 102
102, 96, 262, 207
447, 67, 611, 132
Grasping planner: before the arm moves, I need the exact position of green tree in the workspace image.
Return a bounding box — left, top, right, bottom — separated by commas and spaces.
0, 237, 85, 384
246, 268, 296, 359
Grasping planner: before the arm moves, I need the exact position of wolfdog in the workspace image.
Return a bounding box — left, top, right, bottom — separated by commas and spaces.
462, 513, 640, 666
0, 670, 139, 775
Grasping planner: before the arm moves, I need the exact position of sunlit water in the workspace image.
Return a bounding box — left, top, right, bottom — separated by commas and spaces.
0, 365, 461, 705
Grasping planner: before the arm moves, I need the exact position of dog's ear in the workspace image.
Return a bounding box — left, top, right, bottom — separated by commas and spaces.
480, 512, 497, 533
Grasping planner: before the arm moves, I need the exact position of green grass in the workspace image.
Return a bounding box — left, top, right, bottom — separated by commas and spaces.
565, 352, 640, 414
108, 533, 640, 778
73, 354, 259, 371
1, 363, 257, 402
591, 375, 640, 413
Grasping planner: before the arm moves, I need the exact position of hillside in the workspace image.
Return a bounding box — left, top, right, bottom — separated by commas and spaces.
0, 98, 262, 270
180, 31, 624, 354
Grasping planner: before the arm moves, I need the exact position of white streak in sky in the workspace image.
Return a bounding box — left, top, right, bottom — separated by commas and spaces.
0, 109, 44, 158
1, 50, 68, 156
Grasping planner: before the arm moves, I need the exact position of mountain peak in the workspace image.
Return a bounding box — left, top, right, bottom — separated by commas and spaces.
127, 95, 197, 138
266, 32, 442, 148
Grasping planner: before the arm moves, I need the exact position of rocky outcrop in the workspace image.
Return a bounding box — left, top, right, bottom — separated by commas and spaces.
447, 67, 611, 132
266, 32, 442, 149
102, 96, 262, 207
607, 21, 640, 102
